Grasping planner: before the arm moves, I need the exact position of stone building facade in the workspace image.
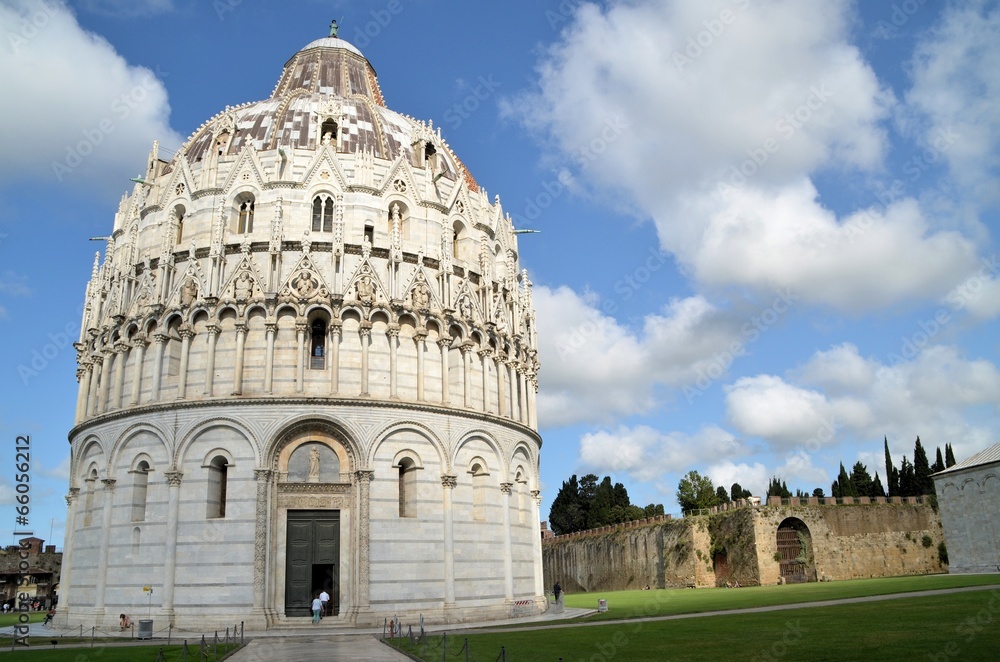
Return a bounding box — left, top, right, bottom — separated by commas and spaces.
933, 443, 1000, 573
543, 500, 946, 592
60, 33, 544, 630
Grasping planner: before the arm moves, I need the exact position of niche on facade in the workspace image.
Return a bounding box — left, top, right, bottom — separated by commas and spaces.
276, 432, 350, 485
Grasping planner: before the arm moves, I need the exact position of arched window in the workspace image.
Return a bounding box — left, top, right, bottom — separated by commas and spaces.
175, 206, 186, 245
515, 470, 527, 524
131, 527, 141, 557
237, 199, 254, 234
364, 223, 374, 246
312, 195, 334, 233
207, 455, 229, 518
320, 119, 338, 146
398, 457, 418, 518
310, 319, 327, 370
131, 460, 150, 522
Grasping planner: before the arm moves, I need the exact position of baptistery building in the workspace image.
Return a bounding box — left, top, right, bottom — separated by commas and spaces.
60, 31, 543, 630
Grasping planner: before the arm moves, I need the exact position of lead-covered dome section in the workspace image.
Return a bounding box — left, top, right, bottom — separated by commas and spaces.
179, 38, 468, 185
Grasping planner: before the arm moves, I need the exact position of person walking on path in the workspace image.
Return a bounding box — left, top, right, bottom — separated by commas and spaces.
311, 595, 323, 624
319, 589, 330, 618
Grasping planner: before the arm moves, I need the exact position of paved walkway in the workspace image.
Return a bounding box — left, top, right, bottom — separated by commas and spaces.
228, 634, 410, 661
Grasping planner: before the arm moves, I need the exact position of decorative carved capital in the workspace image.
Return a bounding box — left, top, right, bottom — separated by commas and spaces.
101, 478, 117, 490
500, 482, 514, 495
165, 470, 184, 486
234, 321, 248, 334
359, 325, 372, 339
206, 323, 221, 336
254, 469, 273, 482
264, 321, 277, 333
530, 489, 542, 506
153, 332, 169, 344
437, 337, 452, 349
90, 354, 104, 367
179, 325, 196, 339
477, 348, 493, 359
386, 324, 400, 339
441, 474, 458, 489
114, 342, 129, 354
354, 469, 375, 483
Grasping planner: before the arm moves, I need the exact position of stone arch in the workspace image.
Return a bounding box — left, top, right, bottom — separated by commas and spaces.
367, 420, 447, 471
508, 442, 536, 488
108, 422, 170, 476
455, 430, 504, 474
175, 417, 262, 469
75, 435, 107, 482
267, 416, 362, 475
776, 517, 816, 584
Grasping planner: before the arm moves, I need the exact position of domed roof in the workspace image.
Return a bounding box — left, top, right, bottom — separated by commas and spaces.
177, 34, 478, 190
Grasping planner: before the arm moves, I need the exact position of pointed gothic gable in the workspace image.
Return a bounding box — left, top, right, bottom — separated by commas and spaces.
124, 269, 158, 320
278, 253, 331, 303
452, 277, 482, 323
403, 266, 440, 312
344, 258, 389, 308
155, 152, 197, 208
220, 254, 267, 303
165, 258, 208, 310
376, 156, 421, 202
444, 178, 475, 221
300, 143, 349, 192
220, 143, 268, 194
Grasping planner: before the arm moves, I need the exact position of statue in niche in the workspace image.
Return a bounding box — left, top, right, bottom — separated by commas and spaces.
180, 277, 198, 307
234, 269, 254, 301
294, 270, 318, 299
308, 446, 321, 482
356, 266, 375, 305
458, 295, 473, 319
410, 273, 430, 310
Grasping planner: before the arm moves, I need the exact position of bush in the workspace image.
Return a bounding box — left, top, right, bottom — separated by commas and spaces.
922, 534, 933, 548
938, 541, 949, 565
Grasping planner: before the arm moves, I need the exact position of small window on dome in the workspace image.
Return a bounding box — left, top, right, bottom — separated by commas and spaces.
364, 224, 374, 246
320, 120, 338, 147
312, 195, 334, 233
238, 199, 254, 234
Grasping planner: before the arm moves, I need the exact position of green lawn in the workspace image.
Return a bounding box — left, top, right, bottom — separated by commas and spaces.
0, 643, 241, 661
395, 590, 1000, 661
0, 611, 46, 628
563, 573, 1000, 620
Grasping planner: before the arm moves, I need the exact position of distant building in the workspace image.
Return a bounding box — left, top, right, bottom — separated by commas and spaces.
932, 443, 1000, 573
0, 538, 61, 608
540, 521, 555, 541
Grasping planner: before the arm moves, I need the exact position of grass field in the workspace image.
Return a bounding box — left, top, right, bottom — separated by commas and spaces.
0, 642, 241, 661
562, 573, 1000, 621
393, 575, 1000, 661
0, 611, 46, 628
395, 589, 1000, 661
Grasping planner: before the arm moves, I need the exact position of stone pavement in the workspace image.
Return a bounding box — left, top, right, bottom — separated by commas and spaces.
227, 634, 411, 661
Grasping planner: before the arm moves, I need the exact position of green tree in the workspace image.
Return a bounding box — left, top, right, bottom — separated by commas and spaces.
885, 437, 900, 496
613, 482, 631, 510
643, 503, 665, 518
850, 462, 872, 497
913, 437, 934, 495
730, 482, 752, 501
812, 487, 825, 498
945, 443, 957, 468
766, 476, 791, 498
870, 472, 886, 498
549, 475, 585, 534
835, 463, 858, 498
931, 447, 945, 474
898, 456, 916, 497
716, 486, 731, 503
579, 474, 599, 503
676, 471, 720, 514
587, 476, 616, 528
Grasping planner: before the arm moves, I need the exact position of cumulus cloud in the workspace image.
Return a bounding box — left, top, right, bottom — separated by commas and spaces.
579, 424, 747, 484
507, 0, 986, 312
905, 0, 1000, 209
725, 343, 1000, 459
0, 0, 182, 195
534, 284, 774, 426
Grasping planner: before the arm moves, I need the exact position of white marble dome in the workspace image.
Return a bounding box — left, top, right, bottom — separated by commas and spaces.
59, 32, 544, 631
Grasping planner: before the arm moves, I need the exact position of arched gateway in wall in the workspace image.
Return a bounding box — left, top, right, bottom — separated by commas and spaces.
59, 30, 544, 631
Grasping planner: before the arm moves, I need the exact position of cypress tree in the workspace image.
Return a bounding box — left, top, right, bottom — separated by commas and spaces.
871, 472, 886, 498
945, 443, 957, 467
549, 475, 584, 534
913, 437, 933, 495
899, 456, 916, 497
850, 461, 872, 497
932, 447, 945, 474
884, 437, 900, 496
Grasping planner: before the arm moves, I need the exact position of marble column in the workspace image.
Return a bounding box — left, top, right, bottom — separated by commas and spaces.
94, 478, 116, 619
56, 488, 80, 624
518, 366, 529, 425
442, 475, 457, 607
500, 482, 514, 601
97, 349, 113, 413
263, 321, 276, 394
295, 320, 307, 392
415, 331, 427, 401
353, 470, 375, 619
530, 489, 545, 599
87, 354, 102, 416
232, 321, 247, 395
203, 324, 220, 396
528, 377, 538, 429
76, 364, 92, 422
329, 322, 342, 395
359, 323, 372, 396
495, 354, 506, 417
111, 343, 128, 410
460, 343, 473, 408
506, 361, 517, 422
176, 326, 194, 399
438, 338, 451, 404
478, 349, 492, 413
149, 332, 168, 402
252, 469, 272, 615
161, 470, 183, 622
387, 324, 399, 399
129, 335, 148, 405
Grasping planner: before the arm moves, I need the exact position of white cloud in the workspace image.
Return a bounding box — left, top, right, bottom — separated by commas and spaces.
725, 343, 1000, 459
579, 424, 747, 484
0, 0, 182, 195
508, 0, 986, 312
905, 0, 1000, 209
77, 0, 174, 18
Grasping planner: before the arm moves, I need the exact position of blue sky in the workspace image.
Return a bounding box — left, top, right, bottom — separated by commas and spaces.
1, 0, 998, 548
